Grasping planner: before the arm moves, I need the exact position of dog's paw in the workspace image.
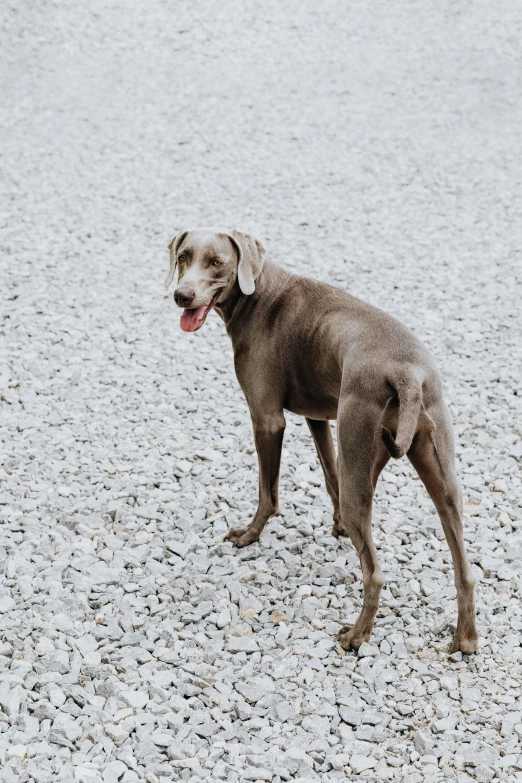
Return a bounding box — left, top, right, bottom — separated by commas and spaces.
224, 526, 259, 548
332, 516, 350, 539
450, 629, 479, 655
337, 624, 371, 651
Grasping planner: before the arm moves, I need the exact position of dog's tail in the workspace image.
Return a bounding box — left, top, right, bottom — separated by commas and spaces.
382, 373, 423, 459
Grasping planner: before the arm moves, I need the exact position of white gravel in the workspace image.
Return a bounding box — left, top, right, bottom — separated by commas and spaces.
2, 1, 522, 782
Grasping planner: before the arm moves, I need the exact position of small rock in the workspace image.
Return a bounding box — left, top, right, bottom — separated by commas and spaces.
175, 459, 192, 473
7, 744, 26, 759
434, 698, 451, 718
49, 686, 66, 707
32, 700, 57, 720
414, 729, 433, 755
120, 690, 149, 709
275, 700, 297, 722
226, 635, 259, 653
0, 595, 16, 614
350, 755, 377, 773
0, 683, 22, 716
104, 723, 130, 746
339, 706, 363, 726
151, 731, 173, 746
114, 708, 133, 722
166, 540, 191, 559
35, 636, 55, 655
236, 677, 275, 703
433, 716, 458, 733
236, 701, 253, 720
216, 606, 231, 628
242, 768, 273, 781
331, 753, 351, 770
102, 761, 128, 783
75, 634, 98, 655
474, 766, 495, 783
358, 641, 378, 657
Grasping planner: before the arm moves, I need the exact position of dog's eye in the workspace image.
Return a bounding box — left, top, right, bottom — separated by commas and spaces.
178, 254, 186, 262
211, 258, 222, 266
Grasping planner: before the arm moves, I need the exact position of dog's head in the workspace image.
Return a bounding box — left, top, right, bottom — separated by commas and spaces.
165, 227, 266, 332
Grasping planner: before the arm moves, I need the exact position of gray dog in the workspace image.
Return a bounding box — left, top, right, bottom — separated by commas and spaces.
164, 227, 478, 654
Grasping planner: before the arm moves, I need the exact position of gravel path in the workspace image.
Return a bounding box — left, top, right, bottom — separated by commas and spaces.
2, 1, 522, 781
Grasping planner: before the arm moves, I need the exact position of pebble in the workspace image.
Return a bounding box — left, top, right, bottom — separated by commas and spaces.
236, 677, 275, 703
226, 636, 259, 653
242, 768, 273, 781
2, 2, 522, 782
120, 691, 149, 710
434, 716, 459, 733
216, 607, 232, 628
6, 744, 27, 759
357, 642, 379, 657
0, 596, 16, 613
414, 729, 434, 756
339, 707, 363, 726
475, 766, 495, 783
35, 636, 55, 656
102, 762, 128, 783
49, 686, 66, 707
351, 755, 378, 773
104, 724, 130, 746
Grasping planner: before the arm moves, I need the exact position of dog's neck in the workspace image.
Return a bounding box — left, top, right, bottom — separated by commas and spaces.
214, 279, 246, 326
215, 261, 291, 337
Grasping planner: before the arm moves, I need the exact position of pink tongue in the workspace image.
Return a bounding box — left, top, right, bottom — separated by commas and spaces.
180, 305, 207, 332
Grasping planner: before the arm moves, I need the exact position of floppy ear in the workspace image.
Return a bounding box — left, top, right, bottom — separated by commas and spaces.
228, 229, 266, 295
164, 231, 188, 288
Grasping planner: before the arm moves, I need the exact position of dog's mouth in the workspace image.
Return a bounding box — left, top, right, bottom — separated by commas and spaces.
180, 292, 220, 333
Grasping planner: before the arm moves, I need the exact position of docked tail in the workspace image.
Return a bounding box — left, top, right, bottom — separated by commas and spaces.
382, 376, 423, 459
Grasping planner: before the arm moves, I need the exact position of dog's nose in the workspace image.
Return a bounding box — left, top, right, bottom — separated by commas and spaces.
174, 287, 195, 307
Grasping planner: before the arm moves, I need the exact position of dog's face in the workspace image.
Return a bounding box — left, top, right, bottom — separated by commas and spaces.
165, 228, 265, 332
171, 230, 238, 332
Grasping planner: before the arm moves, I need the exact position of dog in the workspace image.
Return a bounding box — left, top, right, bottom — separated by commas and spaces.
164, 227, 478, 654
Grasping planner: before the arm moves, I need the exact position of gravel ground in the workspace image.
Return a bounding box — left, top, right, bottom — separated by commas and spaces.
2, 1, 522, 782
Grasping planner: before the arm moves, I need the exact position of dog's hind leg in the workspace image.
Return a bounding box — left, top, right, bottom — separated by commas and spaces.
408, 402, 478, 654
336, 395, 389, 650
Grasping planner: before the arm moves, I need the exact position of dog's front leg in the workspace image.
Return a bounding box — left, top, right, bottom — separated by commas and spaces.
225, 412, 286, 547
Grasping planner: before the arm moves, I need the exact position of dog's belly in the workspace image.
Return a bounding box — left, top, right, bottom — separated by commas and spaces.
283, 390, 338, 420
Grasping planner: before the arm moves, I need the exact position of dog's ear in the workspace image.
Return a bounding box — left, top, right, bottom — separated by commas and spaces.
228, 229, 266, 295
165, 231, 188, 288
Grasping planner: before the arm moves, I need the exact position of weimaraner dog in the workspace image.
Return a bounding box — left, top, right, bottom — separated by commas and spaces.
164, 227, 478, 654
